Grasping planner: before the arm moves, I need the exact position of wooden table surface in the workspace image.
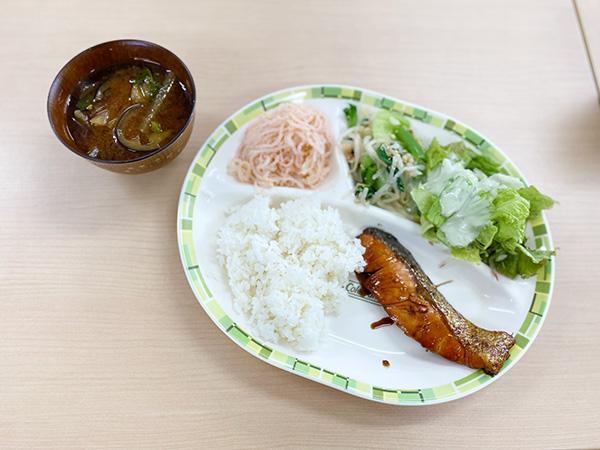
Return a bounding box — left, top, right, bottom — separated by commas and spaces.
576, 0, 600, 99
2, 0, 599, 448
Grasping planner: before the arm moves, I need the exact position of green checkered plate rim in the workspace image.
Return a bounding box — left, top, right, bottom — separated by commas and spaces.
177, 85, 555, 405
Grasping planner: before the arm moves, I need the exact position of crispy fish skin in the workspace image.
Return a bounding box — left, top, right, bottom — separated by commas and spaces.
356, 227, 515, 376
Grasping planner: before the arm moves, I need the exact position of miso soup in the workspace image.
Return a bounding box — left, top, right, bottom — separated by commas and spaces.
66, 60, 192, 161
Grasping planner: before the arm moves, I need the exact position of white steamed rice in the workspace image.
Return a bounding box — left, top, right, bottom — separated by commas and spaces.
216, 196, 365, 351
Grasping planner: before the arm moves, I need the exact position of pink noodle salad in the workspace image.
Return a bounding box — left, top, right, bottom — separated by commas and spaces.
228, 103, 333, 188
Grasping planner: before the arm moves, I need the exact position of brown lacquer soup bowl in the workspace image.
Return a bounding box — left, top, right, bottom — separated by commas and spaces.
48, 39, 196, 174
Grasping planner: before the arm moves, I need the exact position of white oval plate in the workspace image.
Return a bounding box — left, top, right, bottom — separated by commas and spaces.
177, 85, 554, 405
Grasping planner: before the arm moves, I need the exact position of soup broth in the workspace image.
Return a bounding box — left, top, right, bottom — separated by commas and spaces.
66, 60, 192, 161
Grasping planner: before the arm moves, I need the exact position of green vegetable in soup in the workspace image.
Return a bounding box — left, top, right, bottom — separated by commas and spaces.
76, 94, 94, 110
130, 66, 160, 98
67, 61, 192, 162
150, 121, 163, 133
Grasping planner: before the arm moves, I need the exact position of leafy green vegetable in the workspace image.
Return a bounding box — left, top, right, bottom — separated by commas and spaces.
420, 157, 469, 196
420, 219, 438, 243
131, 67, 155, 86
411, 155, 555, 278
396, 176, 405, 192
475, 223, 498, 249
411, 187, 435, 216
425, 138, 448, 171
465, 149, 503, 176
376, 145, 393, 165
131, 76, 145, 86
360, 155, 377, 185
372, 110, 409, 140
76, 94, 93, 109
142, 67, 153, 81
518, 186, 556, 219
490, 245, 555, 279
344, 104, 357, 127
355, 185, 374, 200
130, 67, 160, 98
489, 188, 530, 253
395, 127, 426, 162
425, 198, 446, 228
357, 154, 384, 197
425, 140, 502, 176
438, 182, 492, 247
147, 81, 160, 98
345, 102, 555, 279
150, 121, 163, 133
450, 245, 482, 264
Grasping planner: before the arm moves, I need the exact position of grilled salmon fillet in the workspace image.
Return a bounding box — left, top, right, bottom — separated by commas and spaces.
356, 227, 515, 376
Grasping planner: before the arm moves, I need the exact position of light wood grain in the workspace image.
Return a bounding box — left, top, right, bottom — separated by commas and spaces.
576, 0, 600, 98
1, 0, 599, 448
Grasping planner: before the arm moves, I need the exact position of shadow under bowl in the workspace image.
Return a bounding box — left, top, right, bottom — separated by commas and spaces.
47, 39, 196, 174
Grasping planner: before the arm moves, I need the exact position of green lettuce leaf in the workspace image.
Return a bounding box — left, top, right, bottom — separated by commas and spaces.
444, 142, 473, 167
438, 180, 491, 248
411, 152, 555, 278
451, 244, 482, 264
425, 200, 446, 228
426, 140, 502, 176
465, 148, 503, 176
490, 188, 530, 253
518, 185, 555, 219
420, 217, 438, 243
425, 138, 448, 171
475, 223, 498, 249
411, 187, 435, 216
490, 244, 555, 279
412, 187, 439, 242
